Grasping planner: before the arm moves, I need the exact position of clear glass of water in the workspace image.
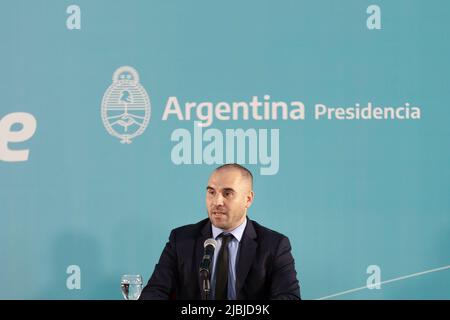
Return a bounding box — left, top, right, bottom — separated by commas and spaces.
120, 274, 143, 300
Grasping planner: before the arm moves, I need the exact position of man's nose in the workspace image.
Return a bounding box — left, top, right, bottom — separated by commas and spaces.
213, 193, 225, 206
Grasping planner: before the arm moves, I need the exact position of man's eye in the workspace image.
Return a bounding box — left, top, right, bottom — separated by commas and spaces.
224, 192, 232, 197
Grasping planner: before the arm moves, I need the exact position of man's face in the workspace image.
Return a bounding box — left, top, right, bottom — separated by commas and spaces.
206, 168, 254, 232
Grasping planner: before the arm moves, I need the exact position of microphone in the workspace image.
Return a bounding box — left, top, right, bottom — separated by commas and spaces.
199, 238, 217, 279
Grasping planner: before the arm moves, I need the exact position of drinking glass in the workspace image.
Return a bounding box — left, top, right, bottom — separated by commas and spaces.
120, 274, 143, 300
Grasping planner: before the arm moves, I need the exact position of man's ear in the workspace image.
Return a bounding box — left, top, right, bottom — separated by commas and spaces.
245, 191, 254, 209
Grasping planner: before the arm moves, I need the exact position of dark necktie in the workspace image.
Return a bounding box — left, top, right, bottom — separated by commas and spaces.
215, 234, 233, 300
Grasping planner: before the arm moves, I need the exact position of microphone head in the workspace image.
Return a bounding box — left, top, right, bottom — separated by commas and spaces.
204, 238, 217, 249
200, 238, 217, 277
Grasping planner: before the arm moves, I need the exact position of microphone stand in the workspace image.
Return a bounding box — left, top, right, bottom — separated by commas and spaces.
200, 270, 211, 300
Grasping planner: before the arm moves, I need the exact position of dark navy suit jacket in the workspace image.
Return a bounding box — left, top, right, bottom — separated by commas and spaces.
140, 218, 301, 300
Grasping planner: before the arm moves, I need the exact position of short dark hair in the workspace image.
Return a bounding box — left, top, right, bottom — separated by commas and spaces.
214, 163, 253, 188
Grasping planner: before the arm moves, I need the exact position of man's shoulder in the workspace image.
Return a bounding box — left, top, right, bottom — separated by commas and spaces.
170, 218, 210, 239
167, 217, 290, 243
249, 219, 290, 242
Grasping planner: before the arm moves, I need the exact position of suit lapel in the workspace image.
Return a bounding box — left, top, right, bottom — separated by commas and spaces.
196, 220, 213, 298
235, 219, 257, 299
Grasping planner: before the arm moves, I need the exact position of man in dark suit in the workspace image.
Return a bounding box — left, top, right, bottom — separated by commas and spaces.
140, 164, 301, 300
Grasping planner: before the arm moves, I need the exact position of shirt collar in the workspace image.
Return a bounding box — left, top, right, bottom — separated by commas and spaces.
211, 217, 247, 242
